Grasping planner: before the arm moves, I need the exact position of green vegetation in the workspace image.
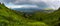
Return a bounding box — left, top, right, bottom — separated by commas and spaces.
31, 8, 60, 26
0, 3, 60, 26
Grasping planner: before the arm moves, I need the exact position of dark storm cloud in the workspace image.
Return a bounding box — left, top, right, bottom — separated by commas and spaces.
0, 0, 48, 9
0, 0, 60, 10
2, 0, 15, 3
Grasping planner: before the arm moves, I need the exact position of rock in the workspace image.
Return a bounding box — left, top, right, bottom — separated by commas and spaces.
58, 7, 60, 10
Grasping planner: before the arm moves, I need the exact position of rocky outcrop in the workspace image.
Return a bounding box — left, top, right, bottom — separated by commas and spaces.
58, 7, 60, 10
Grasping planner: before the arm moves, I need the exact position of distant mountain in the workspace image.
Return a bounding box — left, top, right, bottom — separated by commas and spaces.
12, 7, 55, 13
12, 8, 41, 12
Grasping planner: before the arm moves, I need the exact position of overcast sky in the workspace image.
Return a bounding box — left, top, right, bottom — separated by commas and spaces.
0, 0, 60, 10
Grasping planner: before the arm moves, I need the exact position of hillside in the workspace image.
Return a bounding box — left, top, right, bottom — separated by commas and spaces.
0, 3, 48, 26
31, 8, 60, 26
0, 3, 60, 26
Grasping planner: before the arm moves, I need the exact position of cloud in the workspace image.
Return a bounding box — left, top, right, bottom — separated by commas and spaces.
7, 5, 39, 8
0, 0, 60, 10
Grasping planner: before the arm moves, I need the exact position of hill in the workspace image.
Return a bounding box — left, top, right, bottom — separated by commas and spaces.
31, 7, 60, 26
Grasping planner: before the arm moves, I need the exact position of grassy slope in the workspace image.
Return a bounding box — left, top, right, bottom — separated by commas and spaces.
0, 4, 48, 26
32, 8, 60, 26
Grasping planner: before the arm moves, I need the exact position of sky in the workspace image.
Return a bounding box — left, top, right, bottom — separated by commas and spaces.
0, 0, 60, 10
